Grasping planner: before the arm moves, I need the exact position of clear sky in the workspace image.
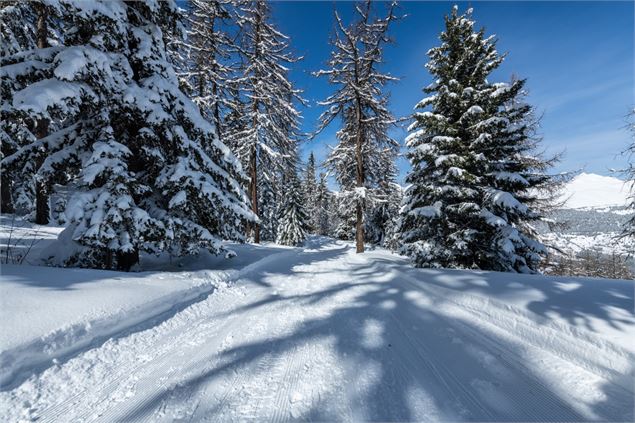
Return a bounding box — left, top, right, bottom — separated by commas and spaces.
267, 0, 633, 184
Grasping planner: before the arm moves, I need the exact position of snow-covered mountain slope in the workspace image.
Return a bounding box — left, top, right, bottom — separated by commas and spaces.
560, 172, 632, 209
1, 238, 632, 422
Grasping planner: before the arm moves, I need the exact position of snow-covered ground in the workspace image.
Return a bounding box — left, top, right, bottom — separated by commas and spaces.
559, 172, 632, 209
1, 235, 633, 422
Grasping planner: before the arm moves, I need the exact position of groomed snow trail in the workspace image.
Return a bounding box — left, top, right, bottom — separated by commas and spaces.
1, 238, 632, 422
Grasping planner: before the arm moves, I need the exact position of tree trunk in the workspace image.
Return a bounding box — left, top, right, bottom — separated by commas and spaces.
34, 2, 50, 225
355, 202, 364, 253
0, 174, 14, 213
116, 248, 139, 272
354, 102, 364, 254
209, 15, 223, 143
34, 180, 49, 224
249, 145, 260, 243
212, 80, 222, 142
247, 3, 263, 244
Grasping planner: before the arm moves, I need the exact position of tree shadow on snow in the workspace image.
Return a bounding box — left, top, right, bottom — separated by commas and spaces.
118, 240, 633, 422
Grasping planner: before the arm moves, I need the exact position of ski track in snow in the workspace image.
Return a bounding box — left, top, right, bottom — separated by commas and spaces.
1, 238, 632, 422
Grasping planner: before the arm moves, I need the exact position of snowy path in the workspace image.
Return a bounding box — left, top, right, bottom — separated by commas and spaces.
1, 238, 632, 422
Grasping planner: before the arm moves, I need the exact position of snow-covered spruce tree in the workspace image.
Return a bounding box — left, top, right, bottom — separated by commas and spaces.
364, 155, 402, 247
1, 2, 37, 59
276, 146, 309, 246
315, 1, 400, 253
332, 192, 356, 240
0, 1, 61, 219
4, 0, 254, 270
314, 173, 332, 236
303, 151, 318, 232
399, 6, 560, 273
258, 171, 280, 241
366, 183, 403, 249
174, 0, 240, 144
230, 0, 305, 243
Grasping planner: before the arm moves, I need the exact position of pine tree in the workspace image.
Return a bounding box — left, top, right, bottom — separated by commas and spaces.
314, 0, 399, 253
231, 0, 305, 243
276, 146, 309, 246
303, 151, 318, 231
399, 6, 560, 273
2, 0, 255, 270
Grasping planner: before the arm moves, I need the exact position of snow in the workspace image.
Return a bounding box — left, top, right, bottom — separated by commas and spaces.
1, 236, 632, 421
13, 78, 96, 117
560, 172, 632, 209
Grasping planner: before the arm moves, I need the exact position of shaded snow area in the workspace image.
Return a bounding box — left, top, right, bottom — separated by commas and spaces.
1, 237, 633, 422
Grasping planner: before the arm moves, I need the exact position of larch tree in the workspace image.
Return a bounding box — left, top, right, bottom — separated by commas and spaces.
175, 0, 240, 144
314, 0, 400, 253
399, 6, 561, 273
2, 0, 255, 270
231, 0, 305, 243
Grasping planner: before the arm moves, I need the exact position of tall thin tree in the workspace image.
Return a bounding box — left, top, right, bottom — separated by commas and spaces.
232, 0, 305, 243
314, 0, 399, 253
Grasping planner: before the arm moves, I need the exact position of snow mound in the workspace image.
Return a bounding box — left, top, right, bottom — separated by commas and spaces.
560, 173, 632, 209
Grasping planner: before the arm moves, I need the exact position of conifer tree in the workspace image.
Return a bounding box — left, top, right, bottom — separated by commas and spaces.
258, 172, 279, 241
315, 0, 399, 253
276, 146, 309, 246
314, 173, 332, 236
2, 0, 255, 270
175, 0, 240, 144
303, 151, 318, 231
231, 0, 305, 243
332, 193, 356, 241
399, 6, 560, 273
0, 1, 60, 220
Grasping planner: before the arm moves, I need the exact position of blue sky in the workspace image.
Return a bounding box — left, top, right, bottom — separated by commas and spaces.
268, 0, 633, 184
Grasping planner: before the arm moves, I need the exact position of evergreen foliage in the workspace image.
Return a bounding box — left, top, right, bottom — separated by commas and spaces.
1, 0, 255, 270
1, 1, 61, 219
399, 6, 561, 273
314, 173, 332, 236
303, 152, 318, 232
276, 147, 309, 246
230, 0, 305, 243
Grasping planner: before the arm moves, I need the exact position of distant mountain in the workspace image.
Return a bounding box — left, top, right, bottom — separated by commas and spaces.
537, 173, 634, 263
560, 172, 632, 209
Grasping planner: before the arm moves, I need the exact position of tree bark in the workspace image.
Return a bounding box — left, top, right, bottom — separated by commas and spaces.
248, 2, 263, 244
1, 172, 14, 213
354, 83, 364, 253
116, 248, 139, 272
354, 127, 364, 253
249, 145, 260, 243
